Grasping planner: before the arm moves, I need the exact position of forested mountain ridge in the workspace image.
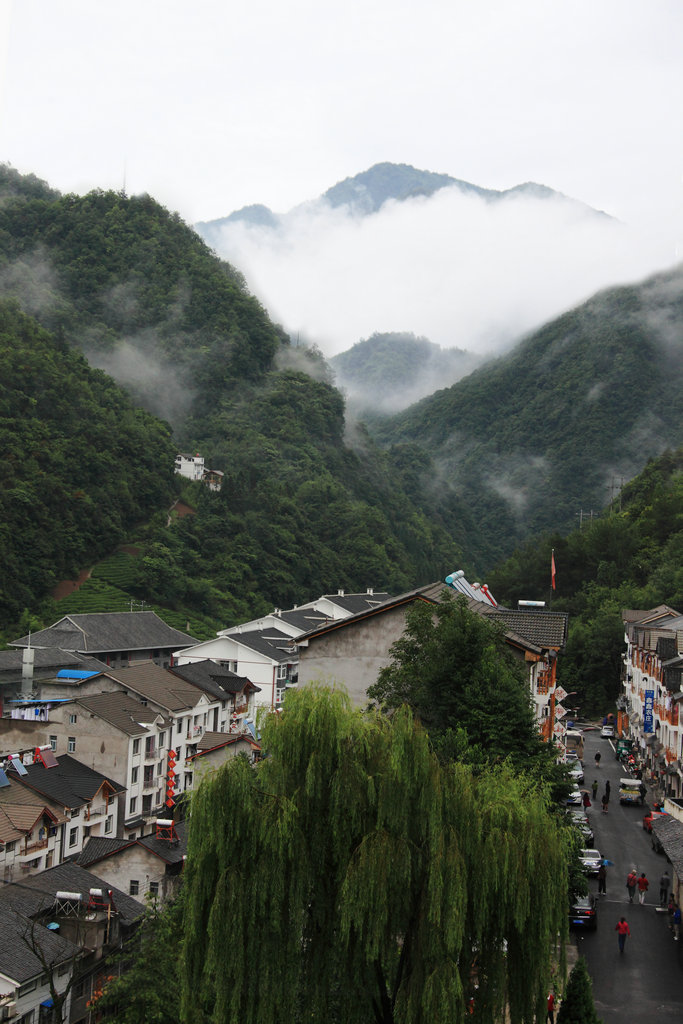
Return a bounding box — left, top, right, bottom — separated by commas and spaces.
330, 332, 483, 415
0, 166, 466, 634
196, 161, 609, 240
370, 265, 683, 568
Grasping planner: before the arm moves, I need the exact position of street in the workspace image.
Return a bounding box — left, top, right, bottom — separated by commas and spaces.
573, 727, 683, 1021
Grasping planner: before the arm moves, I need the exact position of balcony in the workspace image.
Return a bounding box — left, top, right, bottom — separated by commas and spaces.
20, 837, 49, 857
186, 724, 203, 740
143, 745, 157, 761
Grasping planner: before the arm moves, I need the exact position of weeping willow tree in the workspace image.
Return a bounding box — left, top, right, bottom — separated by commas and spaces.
181, 687, 569, 1024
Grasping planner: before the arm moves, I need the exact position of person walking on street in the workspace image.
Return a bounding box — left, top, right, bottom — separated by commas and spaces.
626, 869, 637, 903
547, 991, 555, 1023
637, 872, 649, 905
673, 903, 681, 941
592, 778, 598, 799
598, 862, 607, 896
582, 790, 591, 810
601, 790, 609, 814
616, 917, 631, 953
595, 750, 602, 768
605, 779, 611, 797
660, 870, 671, 906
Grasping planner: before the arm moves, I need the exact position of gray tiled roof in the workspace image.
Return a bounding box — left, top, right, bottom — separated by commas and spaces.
273, 608, 332, 631
231, 629, 299, 663
16, 861, 145, 925
12, 612, 197, 655
320, 592, 392, 614
170, 661, 260, 699
0, 648, 108, 678
19, 754, 125, 810
78, 822, 187, 867
651, 815, 683, 877
75, 690, 168, 735
103, 662, 211, 712
76, 836, 135, 865
0, 899, 78, 982
479, 606, 568, 650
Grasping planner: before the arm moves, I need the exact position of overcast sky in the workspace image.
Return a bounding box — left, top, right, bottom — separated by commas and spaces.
1, 0, 682, 357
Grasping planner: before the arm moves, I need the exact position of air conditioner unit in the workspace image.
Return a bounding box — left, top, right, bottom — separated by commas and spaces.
0, 1001, 16, 1020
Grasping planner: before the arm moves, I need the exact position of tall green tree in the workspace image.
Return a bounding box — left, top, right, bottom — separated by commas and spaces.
181, 687, 569, 1024
368, 594, 548, 771
556, 956, 602, 1024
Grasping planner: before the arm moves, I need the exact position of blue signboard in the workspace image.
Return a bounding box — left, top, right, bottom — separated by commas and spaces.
643, 689, 655, 733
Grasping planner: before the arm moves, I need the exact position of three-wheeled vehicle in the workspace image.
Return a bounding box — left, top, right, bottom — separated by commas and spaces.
616, 737, 634, 760
619, 778, 645, 805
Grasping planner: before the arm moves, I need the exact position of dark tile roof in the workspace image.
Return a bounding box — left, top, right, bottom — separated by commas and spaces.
195, 731, 259, 756
170, 661, 260, 699
295, 583, 445, 642
75, 690, 168, 735
230, 629, 299, 663
478, 606, 568, 650
0, 898, 78, 982
103, 662, 212, 712
12, 612, 197, 655
274, 608, 332, 631
15, 861, 144, 925
0, 648, 109, 679
651, 815, 683, 877
19, 754, 125, 810
76, 836, 134, 866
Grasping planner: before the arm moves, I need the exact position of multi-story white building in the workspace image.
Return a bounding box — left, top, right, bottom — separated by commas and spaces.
174, 452, 205, 480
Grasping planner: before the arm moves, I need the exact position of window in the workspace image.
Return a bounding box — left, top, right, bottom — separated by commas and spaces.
104, 815, 113, 834
129, 879, 140, 896
83, 826, 91, 838
5, 840, 15, 853
71, 806, 80, 818
143, 765, 154, 786
129, 796, 137, 814
149, 881, 160, 897
132, 738, 141, 755
69, 713, 77, 724
49, 735, 57, 752
145, 736, 155, 756
69, 827, 78, 848
67, 736, 76, 753
157, 761, 163, 776
158, 731, 165, 748
18, 979, 37, 996
176, 718, 183, 734
131, 766, 139, 784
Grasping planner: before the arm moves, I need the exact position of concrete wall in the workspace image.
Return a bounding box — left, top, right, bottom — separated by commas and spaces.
86, 843, 180, 904
297, 605, 411, 706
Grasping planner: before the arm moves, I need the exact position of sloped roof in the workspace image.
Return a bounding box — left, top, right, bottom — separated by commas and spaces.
622, 605, 681, 625
18, 754, 125, 810
170, 661, 260, 699
76, 836, 134, 865
75, 690, 168, 735
0, 647, 108, 679
195, 731, 259, 756
103, 662, 212, 712
12, 861, 144, 926
296, 584, 443, 644
229, 629, 299, 664
12, 612, 197, 654
478, 606, 568, 650
651, 814, 683, 877
319, 592, 392, 615
78, 821, 187, 868
0, 900, 78, 983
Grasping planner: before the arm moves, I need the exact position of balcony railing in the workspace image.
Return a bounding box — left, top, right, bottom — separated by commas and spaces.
144, 746, 157, 760
21, 838, 49, 856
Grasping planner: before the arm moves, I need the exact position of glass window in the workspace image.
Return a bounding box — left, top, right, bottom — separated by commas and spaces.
129, 796, 137, 814
158, 731, 165, 748
131, 766, 139, 784
69, 713, 77, 724
132, 738, 141, 755
176, 718, 183, 734
129, 879, 139, 896
104, 815, 113, 834
149, 881, 160, 896
49, 735, 57, 752
67, 736, 76, 753
69, 827, 78, 847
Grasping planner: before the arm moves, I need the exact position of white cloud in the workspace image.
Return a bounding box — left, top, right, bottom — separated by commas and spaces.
208, 186, 677, 358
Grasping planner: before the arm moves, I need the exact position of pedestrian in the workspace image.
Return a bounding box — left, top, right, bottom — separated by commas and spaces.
605, 779, 611, 797
601, 791, 609, 814
626, 869, 637, 903
660, 870, 670, 906
582, 790, 591, 809
595, 750, 602, 768
598, 862, 607, 896
547, 991, 555, 1023
592, 778, 598, 799
637, 872, 649, 905
615, 916, 631, 952
673, 903, 681, 941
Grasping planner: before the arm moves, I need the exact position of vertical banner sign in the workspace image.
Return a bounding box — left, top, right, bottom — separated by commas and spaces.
166, 749, 177, 808
643, 690, 655, 734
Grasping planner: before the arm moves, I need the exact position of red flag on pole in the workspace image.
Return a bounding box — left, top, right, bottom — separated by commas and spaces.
551, 550, 556, 590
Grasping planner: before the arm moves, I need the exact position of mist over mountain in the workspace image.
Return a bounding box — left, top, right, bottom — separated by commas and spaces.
330, 332, 483, 416
194, 162, 672, 361
371, 263, 683, 567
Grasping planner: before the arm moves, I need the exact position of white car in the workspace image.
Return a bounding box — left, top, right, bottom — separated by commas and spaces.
579, 848, 603, 875
568, 765, 585, 784
601, 725, 615, 738
566, 786, 583, 807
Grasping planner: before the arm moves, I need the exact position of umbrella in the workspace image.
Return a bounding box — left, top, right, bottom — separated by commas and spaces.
602, 859, 615, 866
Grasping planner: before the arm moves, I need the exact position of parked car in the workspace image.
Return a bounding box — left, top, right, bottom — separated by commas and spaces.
569, 811, 594, 845
643, 810, 669, 833
565, 751, 582, 765
566, 786, 583, 807
601, 725, 615, 739
619, 779, 645, 805
569, 893, 598, 930
579, 849, 603, 875
568, 764, 585, 784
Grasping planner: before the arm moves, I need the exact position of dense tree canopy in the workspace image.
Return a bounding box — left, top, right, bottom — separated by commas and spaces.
182, 687, 569, 1024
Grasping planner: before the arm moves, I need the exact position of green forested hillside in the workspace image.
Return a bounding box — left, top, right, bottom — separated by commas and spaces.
488, 447, 683, 714
0, 301, 175, 624
371, 268, 683, 568
0, 167, 464, 634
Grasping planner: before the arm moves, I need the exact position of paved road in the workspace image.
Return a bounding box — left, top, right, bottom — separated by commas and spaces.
573, 727, 683, 1021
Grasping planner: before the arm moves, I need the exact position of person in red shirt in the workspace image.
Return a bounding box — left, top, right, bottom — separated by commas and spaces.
616, 916, 631, 952
547, 991, 555, 1022
637, 872, 649, 905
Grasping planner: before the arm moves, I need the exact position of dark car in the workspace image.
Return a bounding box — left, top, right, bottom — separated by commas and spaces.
569, 893, 597, 930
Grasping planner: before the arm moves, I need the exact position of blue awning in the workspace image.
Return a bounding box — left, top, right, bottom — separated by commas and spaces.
41, 998, 54, 1007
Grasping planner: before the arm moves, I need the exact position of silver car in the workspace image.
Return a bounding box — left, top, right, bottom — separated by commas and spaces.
579, 848, 603, 875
